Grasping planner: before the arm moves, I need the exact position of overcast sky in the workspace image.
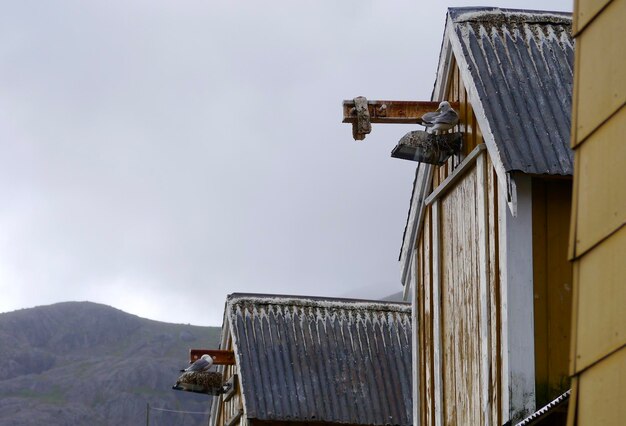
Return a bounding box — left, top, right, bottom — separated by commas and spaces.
0, 1, 572, 326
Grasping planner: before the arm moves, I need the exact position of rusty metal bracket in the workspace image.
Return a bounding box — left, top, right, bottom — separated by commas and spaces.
342, 99, 460, 141
189, 349, 235, 365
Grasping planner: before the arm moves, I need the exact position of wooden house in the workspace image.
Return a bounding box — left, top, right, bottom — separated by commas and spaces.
396, 8, 575, 426
208, 293, 413, 426
567, 0, 626, 424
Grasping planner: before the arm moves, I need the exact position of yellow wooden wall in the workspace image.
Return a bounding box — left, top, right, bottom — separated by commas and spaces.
568, 0, 626, 424
532, 178, 573, 407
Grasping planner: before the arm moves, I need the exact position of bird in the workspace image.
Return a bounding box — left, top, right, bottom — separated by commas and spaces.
420, 101, 459, 134
180, 354, 214, 373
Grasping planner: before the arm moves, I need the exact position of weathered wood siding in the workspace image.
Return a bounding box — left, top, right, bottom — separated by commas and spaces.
417, 151, 503, 426
532, 178, 573, 407
415, 57, 503, 424
568, 0, 626, 423
440, 166, 483, 425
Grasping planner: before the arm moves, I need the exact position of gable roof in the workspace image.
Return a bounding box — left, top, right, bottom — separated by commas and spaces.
399, 8, 574, 286
225, 293, 412, 425
448, 7, 574, 175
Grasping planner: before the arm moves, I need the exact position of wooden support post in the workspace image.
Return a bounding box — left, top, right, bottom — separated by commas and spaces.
189, 349, 236, 365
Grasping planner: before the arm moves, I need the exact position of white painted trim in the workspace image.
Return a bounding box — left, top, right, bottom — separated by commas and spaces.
498, 174, 536, 423
411, 253, 421, 426
476, 153, 492, 426
498, 184, 510, 424
402, 269, 411, 302
431, 200, 444, 426
433, 24, 455, 102
445, 14, 518, 216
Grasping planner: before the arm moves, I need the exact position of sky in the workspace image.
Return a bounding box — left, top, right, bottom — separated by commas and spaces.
0, 1, 572, 326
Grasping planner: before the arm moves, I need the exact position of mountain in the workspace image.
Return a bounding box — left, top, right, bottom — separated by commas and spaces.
0, 301, 221, 425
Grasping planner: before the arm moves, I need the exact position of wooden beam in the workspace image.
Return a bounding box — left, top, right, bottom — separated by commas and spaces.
342, 100, 460, 124
189, 349, 235, 365
225, 409, 243, 426
425, 144, 487, 205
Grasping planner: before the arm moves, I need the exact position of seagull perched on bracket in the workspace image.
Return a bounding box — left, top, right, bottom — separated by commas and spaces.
180, 354, 214, 373
420, 101, 459, 134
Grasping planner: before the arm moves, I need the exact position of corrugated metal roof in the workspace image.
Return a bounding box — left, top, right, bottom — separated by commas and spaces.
450, 7, 574, 175
515, 389, 570, 426
226, 293, 412, 425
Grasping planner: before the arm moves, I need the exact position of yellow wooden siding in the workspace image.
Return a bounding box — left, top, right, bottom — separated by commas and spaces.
573, 225, 626, 371
572, 106, 626, 256
573, 0, 612, 33
572, 0, 626, 146
575, 346, 626, 425
532, 179, 573, 406
568, 0, 626, 423
440, 166, 484, 425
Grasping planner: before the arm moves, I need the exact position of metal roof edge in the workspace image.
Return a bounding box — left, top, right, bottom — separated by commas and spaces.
514, 389, 571, 426
225, 292, 411, 313
448, 7, 572, 23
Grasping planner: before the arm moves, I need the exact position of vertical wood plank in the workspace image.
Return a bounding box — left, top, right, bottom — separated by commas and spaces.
440, 167, 483, 425
413, 243, 422, 426
424, 209, 435, 426
476, 153, 492, 426
431, 200, 443, 426
487, 159, 502, 426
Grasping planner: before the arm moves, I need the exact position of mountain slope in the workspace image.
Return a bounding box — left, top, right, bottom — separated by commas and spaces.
0, 301, 221, 425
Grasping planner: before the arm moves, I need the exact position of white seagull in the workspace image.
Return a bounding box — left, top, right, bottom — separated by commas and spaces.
181, 354, 214, 373
421, 101, 459, 134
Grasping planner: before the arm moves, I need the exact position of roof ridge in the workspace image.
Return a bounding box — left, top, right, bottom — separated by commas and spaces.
449, 7, 572, 26
226, 292, 410, 311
